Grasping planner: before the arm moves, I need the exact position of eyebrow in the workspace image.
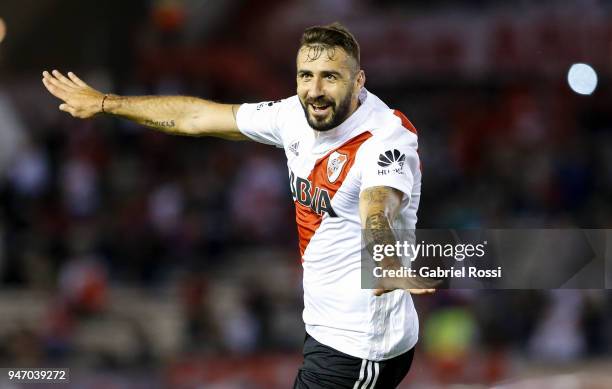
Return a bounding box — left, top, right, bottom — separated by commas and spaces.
297, 69, 344, 77
322, 70, 342, 77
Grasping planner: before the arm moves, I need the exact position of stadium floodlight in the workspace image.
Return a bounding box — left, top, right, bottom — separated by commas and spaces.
567, 63, 598, 95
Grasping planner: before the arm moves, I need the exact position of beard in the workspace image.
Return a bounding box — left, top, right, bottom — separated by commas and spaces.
299, 91, 354, 132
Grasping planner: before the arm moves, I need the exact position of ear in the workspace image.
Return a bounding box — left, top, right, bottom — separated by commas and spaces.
356, 70, 366, 88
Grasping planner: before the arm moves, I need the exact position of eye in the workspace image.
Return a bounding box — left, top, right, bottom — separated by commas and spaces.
299, 73, 312, 80
325, 74, 337, 81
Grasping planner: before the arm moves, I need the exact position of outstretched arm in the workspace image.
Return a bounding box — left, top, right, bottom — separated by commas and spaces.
359, 186, 438, 295
42, 70, 248, 140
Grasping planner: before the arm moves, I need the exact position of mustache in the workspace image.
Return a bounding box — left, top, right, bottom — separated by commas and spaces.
305, 97, 335, 107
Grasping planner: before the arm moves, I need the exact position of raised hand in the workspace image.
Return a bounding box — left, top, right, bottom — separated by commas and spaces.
42, 70, 105, 118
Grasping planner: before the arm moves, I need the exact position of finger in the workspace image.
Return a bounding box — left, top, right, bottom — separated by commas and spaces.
407, 289, 436, 295
42, 77, 69, 100
67, 72, 88, 88
52, 69, 74, 86
43, 70, 59, 85
373, 288, 390, 296
43, 73, 71, 94
59, 103, 77, 117
52, 69, 76, 88
415, 289, 436, 294
409, 277, 442, 290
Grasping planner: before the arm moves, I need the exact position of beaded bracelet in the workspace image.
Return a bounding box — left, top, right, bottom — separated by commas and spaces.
101, 94, 109, 114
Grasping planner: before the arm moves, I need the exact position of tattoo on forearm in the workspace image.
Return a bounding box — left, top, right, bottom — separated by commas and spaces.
365, 210, 397, 250
362, 188, 440, 289
362, 187, 401, 266
144, 119, 175, 128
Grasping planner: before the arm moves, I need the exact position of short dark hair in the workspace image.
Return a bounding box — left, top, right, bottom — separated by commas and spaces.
300, 22, 360, 67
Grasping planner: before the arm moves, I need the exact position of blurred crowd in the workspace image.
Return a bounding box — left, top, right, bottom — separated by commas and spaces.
0, 0, 611, 387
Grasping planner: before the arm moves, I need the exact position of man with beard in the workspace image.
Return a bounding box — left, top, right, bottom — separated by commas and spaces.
42, 23, 436, 389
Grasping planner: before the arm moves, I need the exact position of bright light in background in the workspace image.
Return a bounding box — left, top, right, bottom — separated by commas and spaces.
0, 18, 5, 43
567, 63, 598, 95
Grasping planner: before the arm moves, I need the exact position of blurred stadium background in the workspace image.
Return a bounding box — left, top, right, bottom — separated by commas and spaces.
0, 0, 611, 387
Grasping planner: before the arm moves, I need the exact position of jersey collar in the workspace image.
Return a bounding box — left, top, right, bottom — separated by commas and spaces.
311, 88, 372, 153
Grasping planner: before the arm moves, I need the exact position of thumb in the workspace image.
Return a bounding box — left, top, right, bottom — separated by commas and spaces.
373, 288, 387, 296
59, 103, 76, 116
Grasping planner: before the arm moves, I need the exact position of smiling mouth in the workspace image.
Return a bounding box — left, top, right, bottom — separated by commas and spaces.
310, 104, 331, 113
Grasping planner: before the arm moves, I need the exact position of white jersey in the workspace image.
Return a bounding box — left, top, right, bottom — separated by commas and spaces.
236, 89, 422, 361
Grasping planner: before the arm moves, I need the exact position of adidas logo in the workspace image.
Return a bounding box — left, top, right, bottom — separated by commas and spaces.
289, 141, 300, 156
377, 149, 405, 175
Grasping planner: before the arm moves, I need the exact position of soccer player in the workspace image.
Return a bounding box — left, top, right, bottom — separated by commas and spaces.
42, 22, 436, 389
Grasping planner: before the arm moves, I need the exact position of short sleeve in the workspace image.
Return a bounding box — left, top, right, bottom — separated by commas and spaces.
235, 99, 289, 148
358, 135, 419, 200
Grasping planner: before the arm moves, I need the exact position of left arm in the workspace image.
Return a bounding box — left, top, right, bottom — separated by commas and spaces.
359, 186, 437, 295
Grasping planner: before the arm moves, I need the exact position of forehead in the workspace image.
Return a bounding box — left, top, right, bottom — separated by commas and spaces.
296, 45, 355, 73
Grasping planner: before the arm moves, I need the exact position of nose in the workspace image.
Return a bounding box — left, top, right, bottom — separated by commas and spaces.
307, 77, 324, 100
